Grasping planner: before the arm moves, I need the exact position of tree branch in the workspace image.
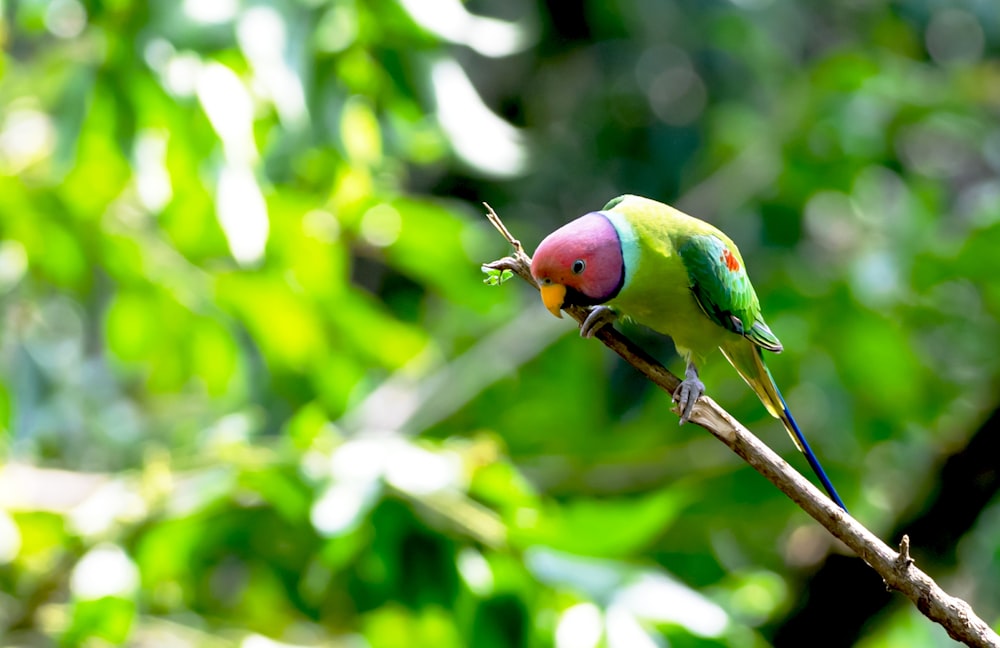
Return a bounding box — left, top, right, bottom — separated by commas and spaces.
482, 203, 1000, 648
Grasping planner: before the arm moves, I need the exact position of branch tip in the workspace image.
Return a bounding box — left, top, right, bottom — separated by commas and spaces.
897, 534, 914, 568
483, 202, 524, 255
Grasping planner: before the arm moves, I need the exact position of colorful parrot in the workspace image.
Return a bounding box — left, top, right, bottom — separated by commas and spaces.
530, 194, 846, 510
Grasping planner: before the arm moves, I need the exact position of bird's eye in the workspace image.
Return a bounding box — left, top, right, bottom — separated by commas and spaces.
571, 259, 586, 274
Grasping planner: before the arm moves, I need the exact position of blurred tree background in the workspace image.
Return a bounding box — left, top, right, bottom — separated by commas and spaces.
1, 0, 999, 645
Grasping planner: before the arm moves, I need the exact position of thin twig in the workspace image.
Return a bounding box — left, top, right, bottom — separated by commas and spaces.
483, 202, 524, 255
482, 203, 1000, 648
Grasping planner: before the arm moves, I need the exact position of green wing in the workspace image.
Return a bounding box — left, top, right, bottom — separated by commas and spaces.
677, 234, 783, 352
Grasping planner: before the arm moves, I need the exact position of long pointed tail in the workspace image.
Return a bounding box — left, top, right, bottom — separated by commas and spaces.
776, 399, 848, 511
721, 344, 848, 511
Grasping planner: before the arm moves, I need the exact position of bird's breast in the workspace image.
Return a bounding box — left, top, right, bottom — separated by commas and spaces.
613, 271, 731, 361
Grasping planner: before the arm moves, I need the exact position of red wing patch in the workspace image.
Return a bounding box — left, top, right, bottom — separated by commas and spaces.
721, 248, 740, 272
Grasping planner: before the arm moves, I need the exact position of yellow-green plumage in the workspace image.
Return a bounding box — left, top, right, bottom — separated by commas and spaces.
530, 194, 846, 509
603, 196, 746, 358
603, 195, 789, 423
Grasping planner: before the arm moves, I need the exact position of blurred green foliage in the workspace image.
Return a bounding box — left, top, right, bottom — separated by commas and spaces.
1, 0, 999, 646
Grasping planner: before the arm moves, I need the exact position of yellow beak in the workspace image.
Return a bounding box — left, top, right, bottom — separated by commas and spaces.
540, 283, 566, 319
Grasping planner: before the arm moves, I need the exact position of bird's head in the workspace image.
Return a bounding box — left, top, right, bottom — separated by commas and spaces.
530, 212, 625, 318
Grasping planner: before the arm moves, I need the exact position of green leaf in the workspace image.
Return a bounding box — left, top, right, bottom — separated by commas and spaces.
510, 487, 691, 557
63, 597, 136, 645
341, 96, 382, 166
482, 267, 514, 286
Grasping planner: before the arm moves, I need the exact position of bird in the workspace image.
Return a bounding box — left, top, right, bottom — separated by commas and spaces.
530, 194, 847, 510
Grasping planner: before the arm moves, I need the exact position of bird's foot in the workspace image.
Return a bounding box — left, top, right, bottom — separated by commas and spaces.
673, 366, 705, 425
580, 305, 617, 338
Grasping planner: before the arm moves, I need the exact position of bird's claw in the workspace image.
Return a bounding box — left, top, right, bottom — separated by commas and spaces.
673, 376, 705, 425
580, 305, 617, 338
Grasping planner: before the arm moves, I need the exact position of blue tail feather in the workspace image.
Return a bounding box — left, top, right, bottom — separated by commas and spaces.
725, 344, 848, 511
779, 399, 848, 512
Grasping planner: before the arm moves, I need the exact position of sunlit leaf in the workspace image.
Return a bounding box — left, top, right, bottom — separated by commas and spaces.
342, 96, 382, 166
105, 290, 159, 362
511, 488, 691, 557
59, 93, 131, 221
284, 401, 334, 450
239, 466, 311, 523
10, 512, 66, 567
327, 288, 428, 369
363, 604, 464, 648
190, 317, 239, 396
63, 596, 136, 645
217, 272, 328, 370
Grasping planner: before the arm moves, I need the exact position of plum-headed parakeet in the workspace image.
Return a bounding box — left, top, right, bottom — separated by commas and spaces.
530, 194, 846, 510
